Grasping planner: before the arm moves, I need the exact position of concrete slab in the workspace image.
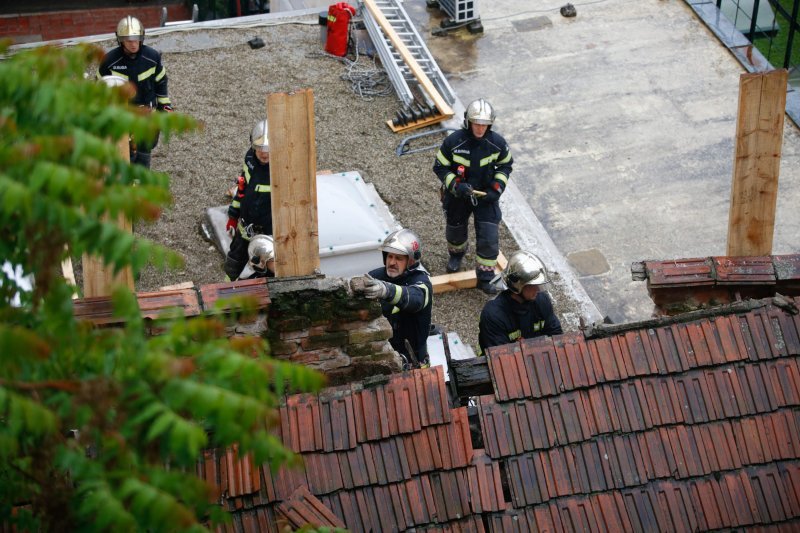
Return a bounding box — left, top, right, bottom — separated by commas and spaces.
405, 0, 800, 324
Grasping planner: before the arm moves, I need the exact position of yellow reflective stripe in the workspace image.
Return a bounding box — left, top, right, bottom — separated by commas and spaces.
155, 67, 166, 82
157, 96, 171, 104
391, 307, 400, 314
509, 329, 522, 341
231, 200, 240, 209
448, 241, 468, 252
138, 67, 156, 82
494, 173, 508, 186
476, 255, 497, 267
452, 154, 470, 166
498, 152, 512, 164
480, 153, 499, 167
390, 286, 402, 305
436, 150, 451, 166
444, 173, 456, 189
255, 184, 271, 192
416, 283, 431, 307
243, 167, 252, 183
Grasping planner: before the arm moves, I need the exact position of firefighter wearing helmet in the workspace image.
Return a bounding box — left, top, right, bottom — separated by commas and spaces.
350, 229, 433, 366
224, 120, 274, 281
247, 234, 275, 278
433, 98, 513, 295
478, 250, 563, 353
97, 15, 173, 168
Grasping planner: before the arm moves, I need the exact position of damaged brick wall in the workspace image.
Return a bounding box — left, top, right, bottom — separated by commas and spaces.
264, 277, 401, 386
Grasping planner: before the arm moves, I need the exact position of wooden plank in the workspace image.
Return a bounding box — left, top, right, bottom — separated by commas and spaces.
432, 252, 508, 294
362, 0, 454, 118
727, 69, 788, 256
267, 89, 320, 277
82, 137, 135, 296
159, 281, 195, 291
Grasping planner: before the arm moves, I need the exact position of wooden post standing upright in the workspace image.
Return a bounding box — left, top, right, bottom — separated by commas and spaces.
81, 137, 135, 297
267, 89, 320, 277
726, 69, 788, 256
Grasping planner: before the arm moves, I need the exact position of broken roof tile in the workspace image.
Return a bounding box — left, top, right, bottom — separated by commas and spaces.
199, 277, 270, 313
275, 485, 345, 529
713, 256, 776, 284
644, 257, 715, 287
467, 450, 507, 513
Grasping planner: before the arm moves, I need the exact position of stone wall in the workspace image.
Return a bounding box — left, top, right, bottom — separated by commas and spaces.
264, 277, 401, 386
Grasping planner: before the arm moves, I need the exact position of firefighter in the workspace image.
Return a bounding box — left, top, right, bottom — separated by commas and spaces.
433, 98, 513, 295
98, 16, 173, 168
478, 250, 563, 353
224, 120, 273, 281
350, 229, 433, 367
246, 234, 275, 278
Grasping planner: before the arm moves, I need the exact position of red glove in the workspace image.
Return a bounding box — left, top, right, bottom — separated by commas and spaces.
159, 104, 174, 112
226, 217, 238, 233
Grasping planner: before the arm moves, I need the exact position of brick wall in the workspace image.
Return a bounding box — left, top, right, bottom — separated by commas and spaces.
0, 3, 191, 44
265, 277, 401, 386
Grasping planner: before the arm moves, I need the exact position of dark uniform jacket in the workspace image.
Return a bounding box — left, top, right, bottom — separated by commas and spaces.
368, 265, 433, 361
433, 128, 513, 200
98, 45, 171, 109
227, 148, 272, 235
479, 290, 563, 353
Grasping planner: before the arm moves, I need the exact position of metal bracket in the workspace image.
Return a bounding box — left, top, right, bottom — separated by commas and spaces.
395, 128, 454, 156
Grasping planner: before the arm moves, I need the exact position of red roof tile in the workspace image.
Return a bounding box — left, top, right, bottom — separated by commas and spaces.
274, 485, 345, 529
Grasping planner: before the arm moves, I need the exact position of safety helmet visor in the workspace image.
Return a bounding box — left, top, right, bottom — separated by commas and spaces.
380, 229, 421, 269
116, 16, 145, 42
465, 98, 496, 126
247, 235, 275, 271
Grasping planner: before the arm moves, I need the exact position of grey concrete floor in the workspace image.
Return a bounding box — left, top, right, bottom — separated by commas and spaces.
404, 0, 800, 324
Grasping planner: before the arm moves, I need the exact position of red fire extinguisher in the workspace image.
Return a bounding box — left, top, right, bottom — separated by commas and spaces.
325, 2, 356, 57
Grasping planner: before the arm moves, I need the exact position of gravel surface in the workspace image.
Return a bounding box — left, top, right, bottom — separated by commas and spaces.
90, 17, 582, 352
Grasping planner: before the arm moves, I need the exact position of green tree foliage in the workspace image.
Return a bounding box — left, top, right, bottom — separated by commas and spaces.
0, 42, 323, 531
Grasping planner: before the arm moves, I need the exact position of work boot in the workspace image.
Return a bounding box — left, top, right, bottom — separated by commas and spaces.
446, 254, 464, 273
478, 280, 502, 295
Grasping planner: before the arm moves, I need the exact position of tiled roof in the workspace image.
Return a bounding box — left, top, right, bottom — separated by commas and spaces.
200, 295, 800, 531
72, 278, 269, 326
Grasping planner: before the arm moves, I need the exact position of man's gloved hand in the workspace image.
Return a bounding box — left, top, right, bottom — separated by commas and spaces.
226, 217, 238, 235
454, 182, 473, 198
350, 275, 391, 300
158, 104, 174, 112
480, 188, 501, 203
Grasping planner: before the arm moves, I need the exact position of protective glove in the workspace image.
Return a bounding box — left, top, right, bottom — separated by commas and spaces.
480, 188, 501, 203
158, 104, 174, 112
226, 217, 238, 235
454, 182, 473, 198
362, 276, 391, 300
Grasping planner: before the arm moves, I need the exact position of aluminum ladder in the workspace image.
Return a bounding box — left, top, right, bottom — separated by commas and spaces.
360, 0, 456, 110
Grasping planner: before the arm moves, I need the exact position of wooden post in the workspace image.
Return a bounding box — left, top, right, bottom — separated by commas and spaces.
82, 137, 135, 297
267, 89, 320, 277
726, 69, 788, 256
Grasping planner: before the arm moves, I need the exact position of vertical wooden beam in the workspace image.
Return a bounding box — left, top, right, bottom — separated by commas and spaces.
267, 89, 320, 277
726, 69, 788, 256
82, 137, 135, 297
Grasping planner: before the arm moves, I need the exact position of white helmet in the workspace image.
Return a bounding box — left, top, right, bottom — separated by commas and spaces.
502, 251, 549, 294
100, 75, 127, 89
247, 234, 275, 273
381, 229, 422, 270
116, 16, 145, 47
250, 120, 269, 152
463, 98, 496, 128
